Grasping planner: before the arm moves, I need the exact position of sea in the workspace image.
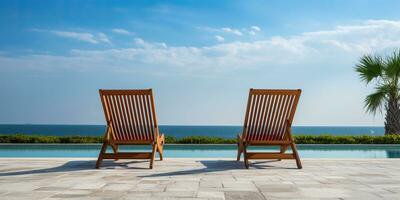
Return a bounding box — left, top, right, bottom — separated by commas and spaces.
0, 124, 384, 138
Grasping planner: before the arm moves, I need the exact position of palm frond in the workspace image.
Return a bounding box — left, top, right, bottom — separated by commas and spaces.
365, 84, 390, 114
384, 50, 400, 81
355, 54, 384, 84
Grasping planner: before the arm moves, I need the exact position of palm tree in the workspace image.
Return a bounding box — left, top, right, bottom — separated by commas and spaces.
355, 50, 400, 135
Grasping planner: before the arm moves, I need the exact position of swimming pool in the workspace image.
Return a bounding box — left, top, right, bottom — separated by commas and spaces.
1, 144, 400, 158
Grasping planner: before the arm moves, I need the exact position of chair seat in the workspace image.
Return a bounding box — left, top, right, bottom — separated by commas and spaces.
247, 140, 292, 145
110, 140, 153, 145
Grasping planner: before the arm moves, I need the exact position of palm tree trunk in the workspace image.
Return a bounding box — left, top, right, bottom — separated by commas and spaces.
384, 96, 400, 135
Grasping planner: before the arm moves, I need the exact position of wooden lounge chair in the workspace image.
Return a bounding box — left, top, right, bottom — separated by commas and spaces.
237, 89, 302, 169
96, 89, 164, 169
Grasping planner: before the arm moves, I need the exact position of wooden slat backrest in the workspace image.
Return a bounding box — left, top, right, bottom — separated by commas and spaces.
99, 89, 158, 142
242, 89, 301, 141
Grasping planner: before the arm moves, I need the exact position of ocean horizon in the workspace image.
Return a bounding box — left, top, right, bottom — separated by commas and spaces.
0, 124, 384, 138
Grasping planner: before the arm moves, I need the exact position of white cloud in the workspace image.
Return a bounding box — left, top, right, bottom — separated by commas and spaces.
201, 26, 262, 37
221, 27, 243, 36
299, 20, 400, 53
97, 33, 111, 44
249, 26, 261, 35
215, 35, 225, 42
251, 26, 261, 32
49, 30, 99, 44
112, 28, 131, 35
134, 38, 167, 48
34, 29, 112, 44
197, 26, 244, 36
134, 38, 146, 46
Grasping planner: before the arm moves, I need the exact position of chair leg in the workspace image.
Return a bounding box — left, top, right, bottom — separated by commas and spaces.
278, 145, 289, 161
111, 144, 119, 161
237, 144, 242, 161
236, 135, 243, 161
157, 134, 164, 161
149, 143, 157, 169
291, 142, 302, 169
96, 142, 107, 169
243, 144, 249, 169
157, 143, 163, 161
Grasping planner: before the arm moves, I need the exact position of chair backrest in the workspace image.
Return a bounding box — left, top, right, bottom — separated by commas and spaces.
242, 89, 301, 141
99, 89, 158, 142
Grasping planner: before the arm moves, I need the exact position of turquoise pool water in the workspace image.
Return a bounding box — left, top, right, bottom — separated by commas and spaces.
0, 144, 399, 158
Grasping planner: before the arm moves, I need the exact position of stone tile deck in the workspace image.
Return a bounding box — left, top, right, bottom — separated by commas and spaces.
0, 158, 400, 199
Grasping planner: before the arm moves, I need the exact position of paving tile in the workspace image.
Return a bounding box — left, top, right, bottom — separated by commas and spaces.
165, 181, 199, 191
197, 191, 225, 199
51, 193, 90, 198
120, 191, 153, 199
71, 181, 106, 190
35, 186, 70, 191
89, 190, 126, 199
200, 181, 223, 188
1, 191, 55, 200
102, 183, 135, 191
298, 188, 349, 198
55, 189, 93, 195
129, 183, 165, 192
256, 183, 298, 192
153, 191, 196, 198
224, 191, 265, 200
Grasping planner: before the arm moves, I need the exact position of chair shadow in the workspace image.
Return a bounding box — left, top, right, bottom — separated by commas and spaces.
0, 159, 299, 177
250, 160, 299, 170
140, 160, 241, 177
0, 160, 149, 177
140, 159, 297, 177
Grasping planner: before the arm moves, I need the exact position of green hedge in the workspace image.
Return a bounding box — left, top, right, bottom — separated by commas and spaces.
166, 136, 236, 144
1, 134, 400, 144
0, 134, 103, 143
294, 135, 400, 144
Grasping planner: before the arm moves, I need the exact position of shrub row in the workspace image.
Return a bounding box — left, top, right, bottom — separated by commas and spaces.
294, 135, 400, 144
0, 134, 103, 143
166, 136, 236, 144
1, 134, 400, 144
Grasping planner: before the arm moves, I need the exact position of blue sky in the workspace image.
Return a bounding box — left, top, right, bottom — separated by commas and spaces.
1, 0, 400, 125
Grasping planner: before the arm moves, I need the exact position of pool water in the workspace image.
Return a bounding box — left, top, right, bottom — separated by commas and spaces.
1, 144, 400, 158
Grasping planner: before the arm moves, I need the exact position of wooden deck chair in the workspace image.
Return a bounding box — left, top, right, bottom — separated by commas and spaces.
237, 89, 302, 169
96, 89, 164, 169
